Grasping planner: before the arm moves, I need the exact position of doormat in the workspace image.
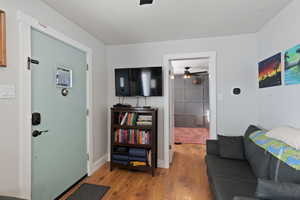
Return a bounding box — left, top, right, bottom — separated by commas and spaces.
67, 183, 110, 200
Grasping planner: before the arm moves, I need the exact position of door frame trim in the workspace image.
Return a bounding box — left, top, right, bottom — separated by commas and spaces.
18, 11, 94, 199
163, 52, 217, 168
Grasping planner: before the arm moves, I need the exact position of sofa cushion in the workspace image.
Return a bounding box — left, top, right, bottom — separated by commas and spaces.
244, 125, 262, 138
269, 156, 300, 184
255, 179, 300, 200
206, 155, 256, 181
244, 125, 271, 179
206, 139, 219, 156
211, 176, 257, 200
218, 135, 245, 160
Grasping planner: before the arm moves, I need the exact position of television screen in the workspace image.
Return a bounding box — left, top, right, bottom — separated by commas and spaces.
138, 67, 162, 96
115, 68, 131, 96
115, 67, 162, 97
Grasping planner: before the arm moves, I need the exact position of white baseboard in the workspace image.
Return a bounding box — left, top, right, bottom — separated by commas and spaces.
90, 154, 108, 174
158, 159, 168, 168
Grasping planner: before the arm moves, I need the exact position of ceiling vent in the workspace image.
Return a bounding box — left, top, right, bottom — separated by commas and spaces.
140, 0, 154, 5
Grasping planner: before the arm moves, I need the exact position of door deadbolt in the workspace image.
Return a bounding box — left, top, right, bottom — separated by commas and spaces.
32, 112, 41, 126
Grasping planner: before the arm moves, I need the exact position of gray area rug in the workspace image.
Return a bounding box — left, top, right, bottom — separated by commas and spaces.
67, 183, 110, 200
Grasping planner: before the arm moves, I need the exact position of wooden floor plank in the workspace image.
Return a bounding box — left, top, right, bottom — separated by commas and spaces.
60, 144, 213, 200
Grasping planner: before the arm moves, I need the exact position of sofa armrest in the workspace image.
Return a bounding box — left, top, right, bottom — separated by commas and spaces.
206, 139, 219, 156
233, 197, 260, 200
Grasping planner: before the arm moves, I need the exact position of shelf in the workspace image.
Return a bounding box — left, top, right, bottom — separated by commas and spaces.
112, 124, 152, 129
113, 143, 151, 148
110, 162, 152, 171
111, 107, 158, 112
111, 107, 157, 176
112, 151, 128, 155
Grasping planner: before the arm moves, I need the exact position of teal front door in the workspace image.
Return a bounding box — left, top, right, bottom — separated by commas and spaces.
31, 28, 87, 200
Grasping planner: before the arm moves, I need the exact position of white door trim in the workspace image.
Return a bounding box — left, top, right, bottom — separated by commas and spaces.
18, 11, 94, 199
163, 52, 217, 168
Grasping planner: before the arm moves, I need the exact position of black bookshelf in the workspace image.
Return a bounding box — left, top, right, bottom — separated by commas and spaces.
110, 107, 158, 176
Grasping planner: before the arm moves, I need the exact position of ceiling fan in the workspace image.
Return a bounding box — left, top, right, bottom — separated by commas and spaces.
140, 0, 154, 5
183, 67, 207, 79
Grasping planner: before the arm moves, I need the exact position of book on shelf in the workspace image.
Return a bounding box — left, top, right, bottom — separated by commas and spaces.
112, 154, 128, 161
130, 161, 146, 166
129, 148, 147, 157
113, 146, 128, 155
112, 148, 151, 167
137, 114, 152, 125
118, 112, 138, 126
138, 115, 152, 120
120, 112, 128, 125
136, 121, 152, 126
147, 150, 152, 166
114, 129, 150, 145
127, 113, 138, 125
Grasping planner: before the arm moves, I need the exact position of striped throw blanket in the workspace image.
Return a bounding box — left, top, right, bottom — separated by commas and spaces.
250, 130, 300, 170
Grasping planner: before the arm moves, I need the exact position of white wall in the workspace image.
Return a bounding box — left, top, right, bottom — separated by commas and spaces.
106, 34, 259, 162
0, 0, 107, 197
257, 0, 300, 129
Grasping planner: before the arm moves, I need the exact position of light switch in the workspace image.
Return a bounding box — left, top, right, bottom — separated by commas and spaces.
0, 85, 16, 99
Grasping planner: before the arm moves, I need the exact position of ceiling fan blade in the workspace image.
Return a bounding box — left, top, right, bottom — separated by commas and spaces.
190, 71, 208, 75
140, 0, 153, 5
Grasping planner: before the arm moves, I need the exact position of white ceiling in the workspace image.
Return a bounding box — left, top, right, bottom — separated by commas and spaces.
171, 59, 209, 75
41, 0, 292, 45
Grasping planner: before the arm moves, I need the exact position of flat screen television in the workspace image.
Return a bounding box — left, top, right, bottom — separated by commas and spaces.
115, 67, 163, 97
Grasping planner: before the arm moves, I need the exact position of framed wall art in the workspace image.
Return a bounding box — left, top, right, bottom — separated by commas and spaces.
258, 53, 282, 88
284, 44, 300, 85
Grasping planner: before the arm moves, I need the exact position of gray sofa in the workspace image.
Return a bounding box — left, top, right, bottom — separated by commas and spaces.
206, 125, 300, 200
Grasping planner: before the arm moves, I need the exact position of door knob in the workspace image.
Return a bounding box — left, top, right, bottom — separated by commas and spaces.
32, 130, 49, 137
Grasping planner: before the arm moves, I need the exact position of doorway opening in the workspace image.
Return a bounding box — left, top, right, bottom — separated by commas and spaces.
163, 52, 216, 168
171, 59, 210, 145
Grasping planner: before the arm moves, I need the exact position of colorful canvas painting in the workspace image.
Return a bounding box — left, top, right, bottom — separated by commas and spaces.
284, 44, 300, 85
258, 53, 282, 88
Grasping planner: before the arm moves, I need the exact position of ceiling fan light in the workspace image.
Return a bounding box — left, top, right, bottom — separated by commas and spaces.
183, 66, 192, 79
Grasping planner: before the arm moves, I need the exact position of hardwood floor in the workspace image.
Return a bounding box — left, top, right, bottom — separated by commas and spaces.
60, 144, 213, 200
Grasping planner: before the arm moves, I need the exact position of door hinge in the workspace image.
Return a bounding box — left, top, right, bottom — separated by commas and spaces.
27, 57, 40, 70
86, 109, 89, 116
87, 153, 90, 161
169, 145, 172, 150
86, 64, 89, 71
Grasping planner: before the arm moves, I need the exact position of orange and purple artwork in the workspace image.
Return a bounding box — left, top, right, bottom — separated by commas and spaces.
258, 53, 282, 88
